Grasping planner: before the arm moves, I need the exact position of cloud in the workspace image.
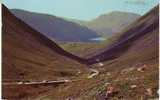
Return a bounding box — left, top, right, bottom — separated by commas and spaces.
124, 0, 147, 5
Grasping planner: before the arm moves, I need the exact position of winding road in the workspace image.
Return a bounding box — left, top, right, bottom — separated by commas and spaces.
87, 68, 100, 79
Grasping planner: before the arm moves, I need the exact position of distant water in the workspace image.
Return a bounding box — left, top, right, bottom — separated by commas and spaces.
90, 37, 106, 41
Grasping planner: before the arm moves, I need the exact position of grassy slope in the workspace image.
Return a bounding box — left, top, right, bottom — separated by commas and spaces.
2, 3, 158, 100
59, 35, 119, 58
2, 5, 89, 99
35, 24, 159, 100
36, 6, 159, 100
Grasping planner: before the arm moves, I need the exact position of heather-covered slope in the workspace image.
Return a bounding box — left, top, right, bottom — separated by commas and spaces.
39, 5, 158, 100
11, 9, 100, 42
87, 5, 159, 65
2, 4, 91, 99
2, 4, 88, 84
2, 3, 159, 100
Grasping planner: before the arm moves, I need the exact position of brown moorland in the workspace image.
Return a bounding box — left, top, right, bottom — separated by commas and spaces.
34, 5, 159, 100
2, 4, 159, 100
2, 4, 89, 99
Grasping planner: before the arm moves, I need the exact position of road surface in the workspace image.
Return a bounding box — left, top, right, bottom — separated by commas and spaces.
3, 69, 99, 85
2, 79, 72, 85
87, 68, 99, 79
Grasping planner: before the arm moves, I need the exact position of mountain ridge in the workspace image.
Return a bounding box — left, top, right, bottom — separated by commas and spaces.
67, 11, 140, 37
11, 9, 100, 42
2, 4, 89, 81
86, 5, 158, 64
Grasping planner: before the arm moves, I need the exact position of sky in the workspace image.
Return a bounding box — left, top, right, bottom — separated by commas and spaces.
3, 0, 159, 21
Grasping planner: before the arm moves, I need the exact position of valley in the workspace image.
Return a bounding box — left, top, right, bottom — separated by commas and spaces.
2, 3, 159, 100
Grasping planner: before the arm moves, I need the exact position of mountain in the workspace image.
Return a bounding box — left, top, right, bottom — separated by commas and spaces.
2, 3, 159, 99
50, 5, 160, 99
87, 5, 158, 65
41, 6, 158, 99
70, 11, 140, 37
2, 4, 89, 81
2, 4, 89, 99
10, 9, 100, 42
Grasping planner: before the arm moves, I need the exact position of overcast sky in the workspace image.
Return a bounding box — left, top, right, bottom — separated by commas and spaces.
3, 0, 159, 21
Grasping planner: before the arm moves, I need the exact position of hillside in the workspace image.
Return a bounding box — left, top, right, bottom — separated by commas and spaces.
87, 6, 158, 64
2, 3, 159, 100
59, 35, 118, 58
37, 5, 159, 100
10, 9, 100, 42
2, 4, 89, 99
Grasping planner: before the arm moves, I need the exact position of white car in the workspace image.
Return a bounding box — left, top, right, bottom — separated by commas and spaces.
42, 80, 47, 83
64, 80, 71, 82
17, 82, 23, 85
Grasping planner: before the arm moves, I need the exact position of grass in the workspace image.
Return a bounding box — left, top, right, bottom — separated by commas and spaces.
58, 34, 120, 58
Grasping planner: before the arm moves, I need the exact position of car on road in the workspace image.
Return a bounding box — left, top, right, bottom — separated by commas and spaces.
42, 80, 48, 83
17, 82, 23, 85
